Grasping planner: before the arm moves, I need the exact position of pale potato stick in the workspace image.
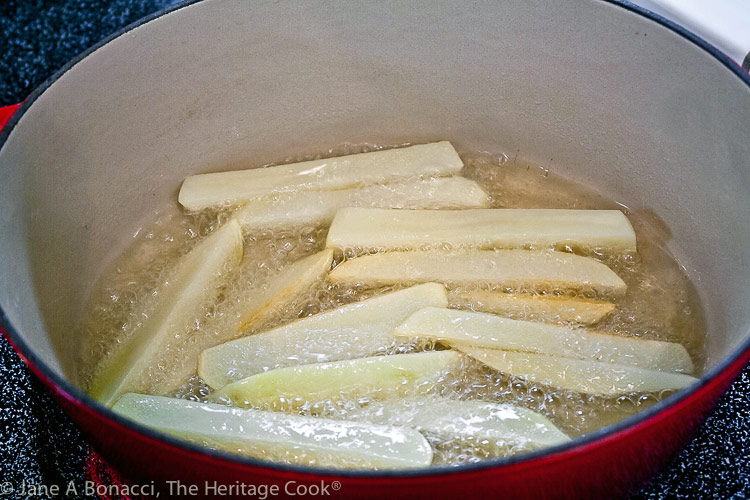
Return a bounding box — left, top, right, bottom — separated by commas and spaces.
88, 219, 244, 406
326, 208, 636, 253
199, 283, 449, 389
113, 394, 433, 469
327, 250, 627, 297
457, 346, 698, 396
235, 177, 489, 232
346, 397, 570, 451
154, 249, 334, 394
451, 290, 614, 324
394, 307, 693, 373
235, 249, 334, 332
214, 351, 461, 409
179, 141, 464, 211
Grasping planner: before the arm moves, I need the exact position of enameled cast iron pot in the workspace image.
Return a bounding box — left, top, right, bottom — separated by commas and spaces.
1, 1, 749, 498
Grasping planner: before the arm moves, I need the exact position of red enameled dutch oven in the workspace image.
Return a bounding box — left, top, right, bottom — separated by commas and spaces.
1, 1, 749, 498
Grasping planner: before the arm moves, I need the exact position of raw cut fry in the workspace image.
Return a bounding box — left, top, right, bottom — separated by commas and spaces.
214, 351, 461, 409
346, 396, 570, 452
179, 141, 464, 211
154, 249, 334, 394
234, 249, 334, 333
451, 290, 614, 324
457, 346, 698, 396
88, 219, 244, 406
394, 307, 693, 373
326, 208, 636, 253
199, 283, 449, 389
327, 250, 626, 296
113, 394, 433, 469
235, 177, 489, 232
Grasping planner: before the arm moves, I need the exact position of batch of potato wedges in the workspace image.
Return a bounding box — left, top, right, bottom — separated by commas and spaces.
89, 141, 698, 469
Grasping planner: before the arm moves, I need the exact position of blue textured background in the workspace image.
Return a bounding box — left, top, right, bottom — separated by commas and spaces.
0, 1, 749, 498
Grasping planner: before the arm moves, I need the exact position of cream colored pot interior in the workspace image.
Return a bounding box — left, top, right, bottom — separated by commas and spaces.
0, 0, 749, 386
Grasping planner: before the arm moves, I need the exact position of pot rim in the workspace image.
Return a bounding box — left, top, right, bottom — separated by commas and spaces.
1, 0, 749, 480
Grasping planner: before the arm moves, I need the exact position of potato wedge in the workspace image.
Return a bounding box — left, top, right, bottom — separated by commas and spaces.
234, 249, 334, 333
88, 219, 244, 406
457, 346, 698, 396
235, 177, 489, 232
199, 283, 449, 389
451, 290, 614, 324
326, 208, 636, 253
215, 351, 461, 409
347, 396, 570, 452
394, 307, 693, 373
154, 249, 334, 394
113, 394, 433, 469
179, 141, 463, 211
327, 250, 626, 296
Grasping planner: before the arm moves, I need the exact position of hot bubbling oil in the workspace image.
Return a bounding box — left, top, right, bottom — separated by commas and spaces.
76, 145, 706, 467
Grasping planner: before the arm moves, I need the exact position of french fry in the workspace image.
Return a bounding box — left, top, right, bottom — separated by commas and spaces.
179, 141, 464, 211
327, 250, 627, 296
326, 208, 636, 253
113, 394, 433, 469
457, 346, 698, 396
88, 219, 244, 406
235, 177, 489, 232
234, 249, 334, 333
214, 351, 461, 409
347, 397, 570, 452
394, 307, 693, 373
451, 290, 614, 324
154, 249, 334, 394
199, 283, 449, 389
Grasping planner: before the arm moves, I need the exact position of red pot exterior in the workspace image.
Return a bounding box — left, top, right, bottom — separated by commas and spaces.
0, 104, 20, 126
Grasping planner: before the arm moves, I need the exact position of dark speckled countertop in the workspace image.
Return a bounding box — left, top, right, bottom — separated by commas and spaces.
1, 2, 749, 499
